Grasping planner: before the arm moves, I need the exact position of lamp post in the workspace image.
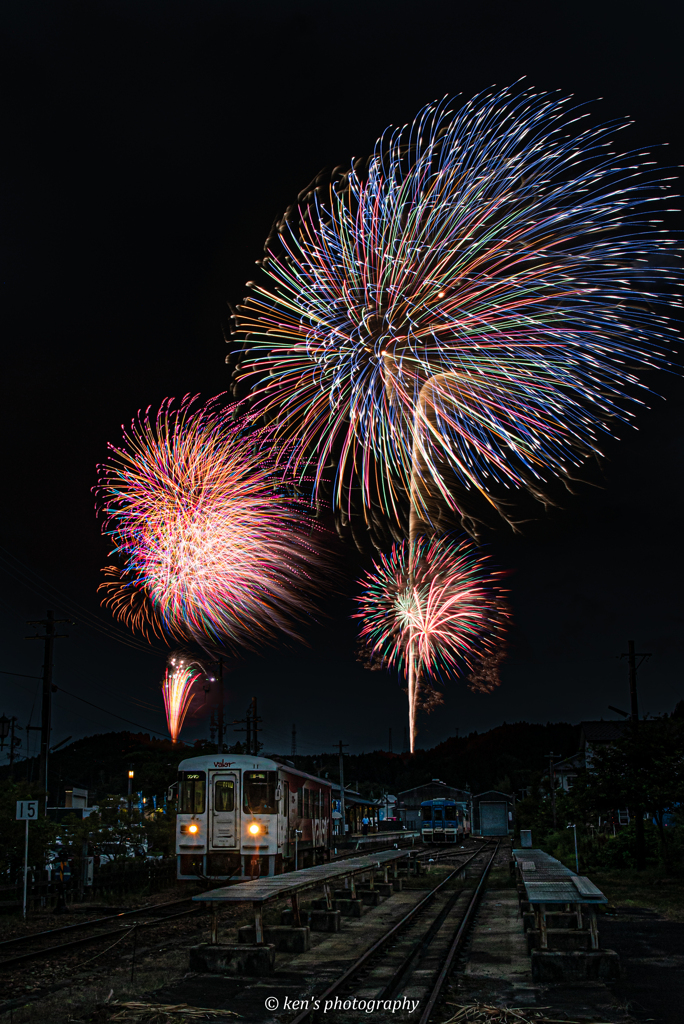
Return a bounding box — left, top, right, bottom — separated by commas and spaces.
128, 767, 134, 818
567, 823, 579, 873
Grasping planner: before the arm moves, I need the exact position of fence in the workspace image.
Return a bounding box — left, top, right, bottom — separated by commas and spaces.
0, 857, 178, 913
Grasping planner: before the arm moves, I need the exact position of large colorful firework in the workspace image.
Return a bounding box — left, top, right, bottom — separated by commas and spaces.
96, 396, 325, 651
356, 535, 509, 750
163, 652, 203, 742
233, 85, 680, 538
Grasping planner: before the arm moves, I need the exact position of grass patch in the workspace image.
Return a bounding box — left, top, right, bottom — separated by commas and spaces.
591, 867, 684, 921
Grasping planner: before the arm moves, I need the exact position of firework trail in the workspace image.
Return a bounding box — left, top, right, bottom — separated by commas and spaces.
163, 652, 203, 742
232, 84, 680, 541
96, 395, 326, 651
356, 535, 509, 750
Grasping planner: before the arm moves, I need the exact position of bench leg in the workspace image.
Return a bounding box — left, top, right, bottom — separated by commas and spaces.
537, 904, 548, 949
589, 907, 599, 950
291, 893, 302, 927
254, 903, 264, 944
324, 884, 333, 911
210, 902, 219, 945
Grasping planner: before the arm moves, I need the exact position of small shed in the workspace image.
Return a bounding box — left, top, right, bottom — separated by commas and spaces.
471, 790, 514, 836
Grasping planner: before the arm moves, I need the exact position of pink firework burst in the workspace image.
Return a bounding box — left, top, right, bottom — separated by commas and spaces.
356, 534, 509, 750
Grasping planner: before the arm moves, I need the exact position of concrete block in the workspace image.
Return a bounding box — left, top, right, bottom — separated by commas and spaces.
189, 942, 275, 976
280, 908, 311, 926
309, 909, 341, 932
375, 882, 393, 897
357, 888, 381, 906
310, 897, 338, 911
531, 949, 620, 983
238, 925, 310, 953
392, 878, 403, 891
526, 929, 592, 952
336, 898, 364, 917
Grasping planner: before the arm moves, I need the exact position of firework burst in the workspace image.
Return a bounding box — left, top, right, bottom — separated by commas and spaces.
163, 652, 203, 742
233, 85, 680, 538
356, 535, 509, 750
96, 395, 326, 651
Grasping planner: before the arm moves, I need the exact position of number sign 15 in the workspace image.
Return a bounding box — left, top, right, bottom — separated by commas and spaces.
16, 800, 39, 820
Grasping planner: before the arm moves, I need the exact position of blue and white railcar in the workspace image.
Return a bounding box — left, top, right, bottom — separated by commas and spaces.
420, 797, 467, 843
175, 754, 332, 881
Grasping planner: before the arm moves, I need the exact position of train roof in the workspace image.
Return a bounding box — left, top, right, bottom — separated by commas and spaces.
177, 753, 332, 788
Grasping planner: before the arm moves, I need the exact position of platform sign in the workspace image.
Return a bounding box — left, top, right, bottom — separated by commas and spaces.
16, 800, 38, 920
16, 800, 38, 820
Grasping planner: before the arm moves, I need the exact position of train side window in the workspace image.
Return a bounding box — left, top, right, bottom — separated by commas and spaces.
421, 806, 432, 821
297, 786, 303, 817
215, 779, 234, 812
178, 772, 206, 814
244, 771, 277, 814
303, 788, 309, 819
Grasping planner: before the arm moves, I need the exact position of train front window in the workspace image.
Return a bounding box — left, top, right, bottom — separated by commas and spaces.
214, 779, 234, 812
179, 772, 206, 814
434, 808, 443, 821
244, 771, 277, 814
422, 807, 432, 821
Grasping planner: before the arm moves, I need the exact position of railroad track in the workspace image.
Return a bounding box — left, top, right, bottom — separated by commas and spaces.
288, 839, 500, 1024
0, 895, 207, 970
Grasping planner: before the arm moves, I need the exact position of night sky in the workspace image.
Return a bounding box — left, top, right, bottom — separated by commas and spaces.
1, 1, 682, 762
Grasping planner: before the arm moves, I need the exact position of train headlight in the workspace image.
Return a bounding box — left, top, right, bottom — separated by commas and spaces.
188, 824, 199, 834
248, 823, 260, 835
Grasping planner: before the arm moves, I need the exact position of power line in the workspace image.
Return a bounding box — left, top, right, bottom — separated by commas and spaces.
0, 546, 166, 657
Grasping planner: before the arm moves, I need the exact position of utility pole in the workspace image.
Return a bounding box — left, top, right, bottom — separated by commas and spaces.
334, 741, 349, 837
620, 639, 651, 871
25, 611, 68, 813
388, 727, 392, 754
544, 752, 557, 828
234, 696, 262, 756
291, 723, 297, 757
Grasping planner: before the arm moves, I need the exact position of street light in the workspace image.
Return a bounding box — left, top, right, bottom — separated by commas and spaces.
128, 767, 134, 817
567, 823, 579, 873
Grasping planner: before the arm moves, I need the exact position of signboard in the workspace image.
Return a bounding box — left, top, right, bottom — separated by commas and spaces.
16, 800, 39, 820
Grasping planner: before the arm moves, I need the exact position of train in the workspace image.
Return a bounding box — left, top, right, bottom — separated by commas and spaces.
420, 797, 468, 843
175, 753, 333, 881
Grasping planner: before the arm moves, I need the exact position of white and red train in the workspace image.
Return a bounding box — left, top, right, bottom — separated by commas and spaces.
176, 753, 332, 881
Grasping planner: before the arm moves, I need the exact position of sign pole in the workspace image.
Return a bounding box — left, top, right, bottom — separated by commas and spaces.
23, 818, 29, 919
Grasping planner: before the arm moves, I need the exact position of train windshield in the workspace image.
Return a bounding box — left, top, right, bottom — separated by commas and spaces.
244, 771, 277, 814
178, 771, 206, 814
215, 779, 234, 812
433, 808, 443, 821
421, 806, 432, 821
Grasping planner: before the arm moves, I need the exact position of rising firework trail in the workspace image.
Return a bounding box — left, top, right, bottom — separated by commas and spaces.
163, 652, 203, 743
232, 84, 680, 542
96, 395, 327, 652
356, 535, 509, 750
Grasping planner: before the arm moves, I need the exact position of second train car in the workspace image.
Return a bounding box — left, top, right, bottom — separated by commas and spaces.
175, 753, 332, 881
420, 797, 468, 843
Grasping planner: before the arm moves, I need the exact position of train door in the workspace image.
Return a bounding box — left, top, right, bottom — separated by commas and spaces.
210, 771, 239, 848
278, 780, 288, 847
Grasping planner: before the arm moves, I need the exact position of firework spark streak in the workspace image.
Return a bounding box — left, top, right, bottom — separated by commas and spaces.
234, 85, 680, 534
96, 396, 325, 650
163, 653, 202, 742
356, 535, 509, 750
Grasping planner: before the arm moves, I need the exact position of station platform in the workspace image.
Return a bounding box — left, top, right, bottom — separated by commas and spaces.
194, 848, 415, 944
512, 848, 610, 963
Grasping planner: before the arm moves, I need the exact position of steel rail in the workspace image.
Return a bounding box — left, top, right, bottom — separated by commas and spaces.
0, 905, 205, 969
0, 895, 197, 951
418, 841, 500, 1024
288, 842, 492, 1024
